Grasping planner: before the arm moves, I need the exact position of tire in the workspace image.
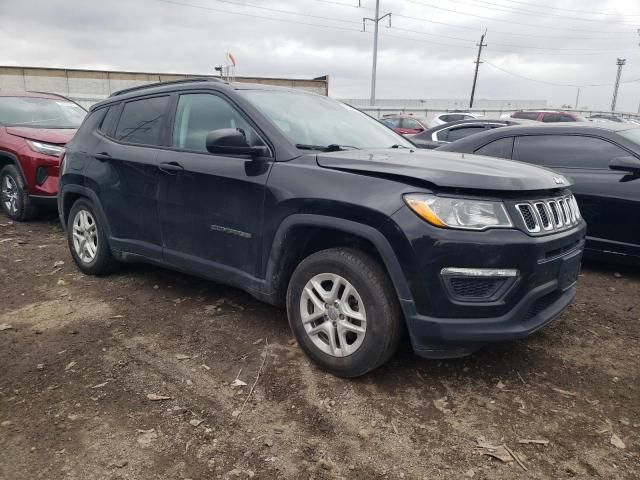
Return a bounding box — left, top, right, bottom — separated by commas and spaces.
0, 165, 38, 221
286, 248, 403, 378
66, 198, 117, 275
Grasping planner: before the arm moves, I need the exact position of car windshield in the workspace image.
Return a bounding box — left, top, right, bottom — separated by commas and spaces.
618, 127, 640, 146
0, 96, 86, 128
241, 90, 413, 150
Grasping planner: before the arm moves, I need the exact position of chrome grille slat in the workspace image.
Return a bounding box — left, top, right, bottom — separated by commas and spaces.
517, 195, 580, 234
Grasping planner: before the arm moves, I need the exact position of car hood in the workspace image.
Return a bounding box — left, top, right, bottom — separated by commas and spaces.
316, 149, 571, 192
5, 127, 76, 145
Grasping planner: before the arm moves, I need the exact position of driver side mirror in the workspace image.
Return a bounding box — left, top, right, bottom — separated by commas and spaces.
206, 128, 269, 157
609, 155, 640, 174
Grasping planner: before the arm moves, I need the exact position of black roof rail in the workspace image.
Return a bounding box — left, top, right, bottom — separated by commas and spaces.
108, 77, 224, 98
26, 91, 87, 110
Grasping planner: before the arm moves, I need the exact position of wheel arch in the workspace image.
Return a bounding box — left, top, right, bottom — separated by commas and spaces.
264, 214, 413, 313
0, 150, 27, 183
59, 185, 112, 238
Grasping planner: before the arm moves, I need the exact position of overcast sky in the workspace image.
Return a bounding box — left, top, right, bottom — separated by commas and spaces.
1, 0, 639, 111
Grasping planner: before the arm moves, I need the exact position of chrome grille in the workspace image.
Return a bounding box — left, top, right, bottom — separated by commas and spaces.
516, 195, 581, 233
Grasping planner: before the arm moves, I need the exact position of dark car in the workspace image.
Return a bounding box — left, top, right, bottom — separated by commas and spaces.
439, 123, 640, 264
0, 91, 86, 220
379, 115, 430, 135
59, 78, 585, 377
511, 110, 587, 123
411, 118, 530, 149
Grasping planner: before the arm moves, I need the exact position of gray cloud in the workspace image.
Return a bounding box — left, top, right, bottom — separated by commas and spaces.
1, 0, 639, 111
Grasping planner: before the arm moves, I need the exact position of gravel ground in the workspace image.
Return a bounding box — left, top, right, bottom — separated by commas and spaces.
1, 216, 639, 480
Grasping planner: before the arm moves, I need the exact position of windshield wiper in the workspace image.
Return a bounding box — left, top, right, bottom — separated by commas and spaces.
295, 143, 360, 152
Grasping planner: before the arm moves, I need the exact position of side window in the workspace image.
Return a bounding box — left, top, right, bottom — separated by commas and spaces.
559, 115, 575, 122
541, 113, 561, 123
382, 118, 400, 128
512, 135, 628, 168
446, 125, 487, 142
513, 112, 539, 120
98, 104, 120, 136
474, 137, 514, 159
114, 96, 169, 146
172, 93, 260, 152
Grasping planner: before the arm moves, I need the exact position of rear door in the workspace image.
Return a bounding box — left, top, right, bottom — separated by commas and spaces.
157, 91, 273, 279
512, 134, 640, 254
91, 95, 170, 259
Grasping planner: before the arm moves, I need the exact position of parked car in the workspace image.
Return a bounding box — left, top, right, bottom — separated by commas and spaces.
430, 112, 479, 127
59, 79, 585, 377
439, 123, 640, 264
379, 115, 430, 135
0, 91, 86, 220
411, 118, 531, 149
587, 114, 627, 123
511, 110, 587, 123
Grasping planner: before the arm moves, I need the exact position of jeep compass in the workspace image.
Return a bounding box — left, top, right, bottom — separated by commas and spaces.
58, 78, 586, 377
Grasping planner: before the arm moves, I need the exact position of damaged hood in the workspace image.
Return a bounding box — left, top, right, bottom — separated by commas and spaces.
316, 149, 571, 192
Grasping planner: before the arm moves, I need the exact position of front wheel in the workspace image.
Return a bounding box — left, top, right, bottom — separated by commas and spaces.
0, 165, 37, 221
286, 248, 403, 377
67, 199, 117, 275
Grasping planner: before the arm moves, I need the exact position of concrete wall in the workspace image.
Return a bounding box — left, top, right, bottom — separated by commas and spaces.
0, 66, 329, 108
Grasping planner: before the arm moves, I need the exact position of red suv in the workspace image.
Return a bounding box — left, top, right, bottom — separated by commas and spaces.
0, 92, 86, 220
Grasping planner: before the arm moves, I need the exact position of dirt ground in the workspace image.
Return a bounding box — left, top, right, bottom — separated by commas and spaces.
0, 216, 638, 480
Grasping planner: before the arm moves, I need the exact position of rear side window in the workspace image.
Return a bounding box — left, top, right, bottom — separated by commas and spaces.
114, 96, 169, 146
445, 125, 487, 142
512, 135, 628, 169
475, 137, 514, 158
512, 112, 539, 120
98, 105, 120, 136
172, 93, 259, 152
541, 113, 561, 123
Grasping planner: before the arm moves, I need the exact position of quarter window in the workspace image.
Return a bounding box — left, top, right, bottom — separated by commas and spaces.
474, 137, 514, 158
114, 96, 169, 146
512, 135, 629, 169
172, 93, 259, 152
444, 125, 487, 142
98, 105, 120, 136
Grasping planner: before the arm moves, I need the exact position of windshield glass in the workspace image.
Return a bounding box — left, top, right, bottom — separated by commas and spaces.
241, 90, 413, 150
618, 127, 640, 146
0, 96, 86, 128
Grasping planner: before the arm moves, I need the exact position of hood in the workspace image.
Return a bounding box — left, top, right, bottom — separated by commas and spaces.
316, 149, 571, 192
5, 127, 76, 145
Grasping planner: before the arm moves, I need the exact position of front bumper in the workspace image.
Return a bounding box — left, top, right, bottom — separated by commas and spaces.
386, 206, 586, 358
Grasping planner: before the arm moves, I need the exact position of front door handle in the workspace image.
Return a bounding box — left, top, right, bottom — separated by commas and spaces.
158, 162, 184, 174
94, 152, 111, 162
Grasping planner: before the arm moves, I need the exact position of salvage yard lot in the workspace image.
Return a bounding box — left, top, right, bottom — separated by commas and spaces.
1, 217, 639, 480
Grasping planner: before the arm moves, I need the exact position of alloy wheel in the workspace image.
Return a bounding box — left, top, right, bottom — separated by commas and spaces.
299, 273, 367, 357
72, 209, 99, 263
1, 174, 19, 215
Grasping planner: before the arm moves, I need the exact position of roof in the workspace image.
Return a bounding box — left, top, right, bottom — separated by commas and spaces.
492, 122, 638, 134
0, 90, 67, 100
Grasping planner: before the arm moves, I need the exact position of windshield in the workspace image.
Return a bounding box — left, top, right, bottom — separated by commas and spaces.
241, 90, 413, 150
618, 127, 640, 146
0, 96, 86, 128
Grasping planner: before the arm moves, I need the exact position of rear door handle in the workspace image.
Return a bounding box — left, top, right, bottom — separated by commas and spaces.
94, 152, 112, 162
158, 162, 184, 173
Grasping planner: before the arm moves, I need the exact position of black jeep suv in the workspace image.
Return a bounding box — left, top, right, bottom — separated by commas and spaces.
59, 78, 586, 377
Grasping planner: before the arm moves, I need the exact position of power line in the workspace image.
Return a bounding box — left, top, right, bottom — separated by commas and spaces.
488, 0, 640, 18
450, 0, 640, 26
483, 59, 640, 87
404, 0, 636, 34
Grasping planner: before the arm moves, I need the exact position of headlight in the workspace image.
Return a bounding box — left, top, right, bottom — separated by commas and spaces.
25, 140, 64, 157
404, 194, 512, 230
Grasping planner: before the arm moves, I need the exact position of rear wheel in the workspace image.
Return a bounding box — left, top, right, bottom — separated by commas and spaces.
0, 165, 37, 221
286, 248, 403, 377
67, 199, 117, 275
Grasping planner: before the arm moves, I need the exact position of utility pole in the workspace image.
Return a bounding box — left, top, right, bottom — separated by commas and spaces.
611, 58, 626, 112
363, 1, 391, 106
575, 87, 581, 110
469, 29, 487, 109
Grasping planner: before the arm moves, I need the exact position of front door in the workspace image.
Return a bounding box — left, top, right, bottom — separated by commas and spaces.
157, 92, 273, 280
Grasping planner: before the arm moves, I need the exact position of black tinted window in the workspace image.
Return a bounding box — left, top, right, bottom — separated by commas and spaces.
446, 125, 487, 142
475, 137, 514, 158
512, 112, 539, 120
441, 114, 469, 122
98, 105, 120, 135
559, 115, 575, 122
114, 96, 169, 146
172, 93, 258, 152
513, 135, 628, 168
542, 113, 561, 123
